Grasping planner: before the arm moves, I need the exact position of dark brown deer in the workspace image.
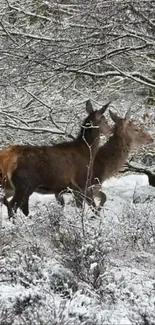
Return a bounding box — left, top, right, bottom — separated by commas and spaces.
0, 100, 111, 218
90, 108, 154, 208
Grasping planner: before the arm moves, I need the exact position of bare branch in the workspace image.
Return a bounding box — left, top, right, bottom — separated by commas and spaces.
109, 63, 155, 89
22, 88, 63, 130
0, 110, 48, 125
0, 28, 71, 43
0, 20, 16, 43
65, 68, 155, 89
6, 2, 52, 22
0, 122, 65, 135
0, 111, 29, 126
129, 3, 155, 29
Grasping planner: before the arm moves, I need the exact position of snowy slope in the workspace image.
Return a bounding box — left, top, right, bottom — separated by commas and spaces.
0, 174, 155, 325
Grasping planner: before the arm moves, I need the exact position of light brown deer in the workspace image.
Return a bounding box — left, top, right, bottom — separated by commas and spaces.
0, 100, 111, 218
90, 108, 154, 208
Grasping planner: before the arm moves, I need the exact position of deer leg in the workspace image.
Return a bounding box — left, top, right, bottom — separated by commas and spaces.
85, 187, 95, 207
73, 191, 84, 208
10, 189, 31, 216
66, 183, 84, 208
84, 185, 107, 214
20, 200, 29, 216
73, 188, 95, 208
55, 189, 83, 208
71, 186, 94, 208
10, 170, 35, 216
91, 191, 107, 215
100, 191, 107, 207
73, 184, 107, 213
9, 181, 34, 217
55, 192, 65, 206
3, 196, 14, 219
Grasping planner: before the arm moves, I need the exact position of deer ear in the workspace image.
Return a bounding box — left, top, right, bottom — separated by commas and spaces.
125, 107, 131, 120
109, 110, 121, 123
86, 100, 94, 114
98, 101, 111, 115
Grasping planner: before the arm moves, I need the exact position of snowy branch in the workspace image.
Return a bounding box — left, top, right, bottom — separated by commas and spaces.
65, 68, 155, 89
0, 122, 65, 136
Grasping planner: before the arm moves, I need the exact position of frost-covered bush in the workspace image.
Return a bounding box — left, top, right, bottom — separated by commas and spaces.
1, 174, 155, 324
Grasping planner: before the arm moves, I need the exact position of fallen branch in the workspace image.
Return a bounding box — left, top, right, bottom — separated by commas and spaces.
120, 161, 155, 187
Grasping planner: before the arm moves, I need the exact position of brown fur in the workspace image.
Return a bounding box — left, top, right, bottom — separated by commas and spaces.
91, 110, 154, 207
0, 100, 111, 218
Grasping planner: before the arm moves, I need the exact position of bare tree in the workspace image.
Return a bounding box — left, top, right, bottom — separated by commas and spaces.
0, 0, 154, 159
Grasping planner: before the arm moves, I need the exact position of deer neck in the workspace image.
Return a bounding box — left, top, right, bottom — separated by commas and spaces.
77, 126, 100, 159
84, 133, 100, 160
94, 133, 132, 182
0, 151, 7, 174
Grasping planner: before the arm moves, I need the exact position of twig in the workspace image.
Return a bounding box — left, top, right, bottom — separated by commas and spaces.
65, 68, 155, 89
22, 88, 75, 140
0, 20, 16, 43
0, 111, 29, 127
0, 122, 65, 135
78, 43, 148, 70
22, 88, 61, 130
109, 63, 155, 89
0, 29, 70, 42
6, 2, 52, 22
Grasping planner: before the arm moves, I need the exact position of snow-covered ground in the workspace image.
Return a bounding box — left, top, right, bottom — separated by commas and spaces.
0, 174, 155, 325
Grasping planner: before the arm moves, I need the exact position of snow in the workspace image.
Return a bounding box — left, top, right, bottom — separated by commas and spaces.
103, 173, 149, 188
0, 173, 155, 325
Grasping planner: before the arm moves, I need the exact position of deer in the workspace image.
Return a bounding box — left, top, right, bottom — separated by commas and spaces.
46, 107, 154, 209
89, 108, 154, 209
0, 100, 111, 218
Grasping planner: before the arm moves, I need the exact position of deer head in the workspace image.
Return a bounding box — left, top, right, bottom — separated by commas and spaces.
85, 100, 111, 136
109, 109, 154, 147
